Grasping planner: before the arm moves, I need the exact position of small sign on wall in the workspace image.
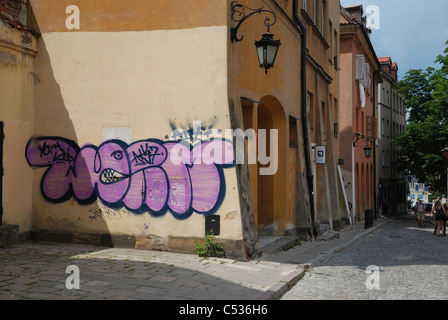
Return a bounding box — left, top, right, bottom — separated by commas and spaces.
103, 127, 132, 144
315, 146, 326, 164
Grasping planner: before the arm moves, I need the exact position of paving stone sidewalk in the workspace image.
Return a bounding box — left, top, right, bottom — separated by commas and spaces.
0, 217, 393, 300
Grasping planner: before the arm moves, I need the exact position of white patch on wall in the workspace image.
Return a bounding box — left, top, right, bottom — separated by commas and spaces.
103, 127, 132, 144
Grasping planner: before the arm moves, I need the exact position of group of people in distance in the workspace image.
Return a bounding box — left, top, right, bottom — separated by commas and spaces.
414, 198, 448, 236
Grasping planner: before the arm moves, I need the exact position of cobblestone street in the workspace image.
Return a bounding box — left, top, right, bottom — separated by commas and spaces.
281, 215, 448, 300
0, 217, 390, 301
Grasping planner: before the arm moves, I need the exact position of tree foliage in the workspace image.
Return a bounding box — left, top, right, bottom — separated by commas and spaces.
394, 41, 448, 194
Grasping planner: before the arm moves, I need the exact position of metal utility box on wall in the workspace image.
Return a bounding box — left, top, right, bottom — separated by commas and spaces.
205, 215, 220, 236
315, 146, 326, 164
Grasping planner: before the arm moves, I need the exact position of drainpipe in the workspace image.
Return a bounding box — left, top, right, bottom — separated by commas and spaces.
373, 69, 379, 219
293, 0, 317, 237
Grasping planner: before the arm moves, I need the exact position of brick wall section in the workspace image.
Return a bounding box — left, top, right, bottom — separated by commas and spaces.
0, 0, 39, 36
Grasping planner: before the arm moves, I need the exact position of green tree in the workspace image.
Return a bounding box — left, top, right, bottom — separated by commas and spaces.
394, 41, 448, 194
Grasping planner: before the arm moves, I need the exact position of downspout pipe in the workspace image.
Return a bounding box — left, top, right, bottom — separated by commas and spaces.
373, 69, 379, 219
293, 0, 317, 237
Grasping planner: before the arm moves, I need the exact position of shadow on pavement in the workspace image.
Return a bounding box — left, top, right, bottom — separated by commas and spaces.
0, 241, 265, 300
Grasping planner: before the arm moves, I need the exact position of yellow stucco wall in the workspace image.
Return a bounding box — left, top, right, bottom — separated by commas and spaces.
227, 0, 306, 236
14, 0, 344, 257
25, 0, 249, 256
0, 22, 38, 233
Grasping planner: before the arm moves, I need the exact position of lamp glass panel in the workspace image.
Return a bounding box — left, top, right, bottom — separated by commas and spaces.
364, 147, 371, 158
256, 45, 265, 66
266, 44, 278, 65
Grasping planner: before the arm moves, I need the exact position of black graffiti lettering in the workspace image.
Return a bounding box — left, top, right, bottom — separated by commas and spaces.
88, 207, 123, 222
131, 144, 161, 167
39, 141, 75, 164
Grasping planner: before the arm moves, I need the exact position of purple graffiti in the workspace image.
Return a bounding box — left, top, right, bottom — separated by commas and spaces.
25, 137, 234, 219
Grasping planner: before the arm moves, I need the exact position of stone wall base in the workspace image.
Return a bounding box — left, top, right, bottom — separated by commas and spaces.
0, 225, 19, 248
30, 230, 250, 261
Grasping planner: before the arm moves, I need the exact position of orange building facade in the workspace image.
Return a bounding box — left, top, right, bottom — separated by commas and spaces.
1, 0, 346, 260
339, 5, 381, 222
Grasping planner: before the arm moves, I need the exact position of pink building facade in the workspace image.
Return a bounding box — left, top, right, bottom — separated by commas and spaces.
339, 5, 381, 222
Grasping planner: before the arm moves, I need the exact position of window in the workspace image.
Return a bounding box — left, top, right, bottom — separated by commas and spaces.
321, 100, 327, 139
307, 92, 315, 143
333, 98, 339, 137
356, 55, 366, 80
321, 0, 326, 34
303, 0, 307, 11
366, 116, 374, 139
333, 30, 338, 69
361, 110, 364, 135
289, 116, 298, 148
329, 21, 333, 61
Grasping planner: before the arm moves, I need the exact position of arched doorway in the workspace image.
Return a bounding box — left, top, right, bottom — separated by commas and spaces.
257, 96, 287, 235
241, 96, 289, 236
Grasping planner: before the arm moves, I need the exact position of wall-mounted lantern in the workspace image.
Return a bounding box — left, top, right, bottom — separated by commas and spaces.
353, 133, 374, 159
230, 1, 281, 74
363, 143, 372, 159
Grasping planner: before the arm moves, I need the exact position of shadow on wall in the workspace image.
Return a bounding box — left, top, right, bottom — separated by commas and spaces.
28, 37, 237, 252
29, 35, 111, 239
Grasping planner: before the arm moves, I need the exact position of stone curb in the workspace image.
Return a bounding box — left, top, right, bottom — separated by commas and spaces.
256, 217, 395, 300
256, 269, 306, 300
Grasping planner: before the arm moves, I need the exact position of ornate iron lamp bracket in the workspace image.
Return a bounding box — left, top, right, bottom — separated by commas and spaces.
230, 1, 277, 43
353, 133, 374, 159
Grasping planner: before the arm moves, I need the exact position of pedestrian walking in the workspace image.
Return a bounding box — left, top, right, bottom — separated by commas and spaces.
432, 200, 447, 236
431, 198, 439, 214
414, 199, 426, 228
442, 202, 448, 236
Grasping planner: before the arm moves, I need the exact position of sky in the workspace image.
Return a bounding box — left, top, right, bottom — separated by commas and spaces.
340, 0, 448, 80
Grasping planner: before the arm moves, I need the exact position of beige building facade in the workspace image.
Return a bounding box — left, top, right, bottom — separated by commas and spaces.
0, 3, 38, 235
1, 0, 345, 260
377, 56, 407, 215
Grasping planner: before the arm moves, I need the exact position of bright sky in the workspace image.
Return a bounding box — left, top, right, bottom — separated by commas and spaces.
340, 0, 448, 80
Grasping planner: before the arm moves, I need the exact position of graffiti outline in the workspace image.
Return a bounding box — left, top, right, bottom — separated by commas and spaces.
26, 136, 234, 220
